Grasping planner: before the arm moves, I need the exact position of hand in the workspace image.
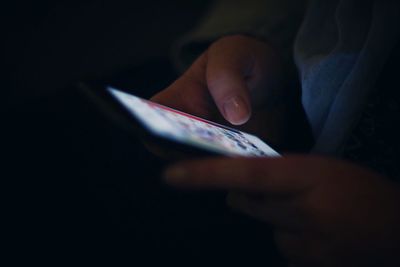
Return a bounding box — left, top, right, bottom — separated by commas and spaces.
163, 156, 400, 267
151, 35, 286, 145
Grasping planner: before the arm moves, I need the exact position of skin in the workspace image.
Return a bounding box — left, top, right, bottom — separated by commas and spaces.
151, 35, 400, 266
152, 35, 286, 146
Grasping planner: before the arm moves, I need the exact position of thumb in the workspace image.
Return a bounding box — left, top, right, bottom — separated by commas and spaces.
206, 36, 254, 125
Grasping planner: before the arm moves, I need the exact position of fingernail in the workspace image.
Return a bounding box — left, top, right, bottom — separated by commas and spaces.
163, 165, 187, 182
223, 96, 250, 125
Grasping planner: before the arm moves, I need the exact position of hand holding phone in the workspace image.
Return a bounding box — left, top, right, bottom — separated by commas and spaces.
81, 83, 280, 158
109, 88, 279, 157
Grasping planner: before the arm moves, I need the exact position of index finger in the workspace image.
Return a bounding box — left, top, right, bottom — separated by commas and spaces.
151, 52, 217, 120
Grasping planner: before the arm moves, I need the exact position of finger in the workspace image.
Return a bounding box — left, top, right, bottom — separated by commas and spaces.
151, 52, 218, 120
206, 36, 254, 125
163, 156, 325, 195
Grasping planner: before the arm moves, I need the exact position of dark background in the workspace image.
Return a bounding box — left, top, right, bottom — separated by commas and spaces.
2, 1, 210, 101
2, 1, 285, 265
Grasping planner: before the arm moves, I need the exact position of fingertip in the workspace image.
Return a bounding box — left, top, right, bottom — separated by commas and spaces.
222, 95, 251, 125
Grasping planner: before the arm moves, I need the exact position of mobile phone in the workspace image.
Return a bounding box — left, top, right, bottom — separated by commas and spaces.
79, 83, 280, 158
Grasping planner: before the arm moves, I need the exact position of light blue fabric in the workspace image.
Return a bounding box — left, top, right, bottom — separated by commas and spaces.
295, 0, 400, 154
173, 0, 400, 155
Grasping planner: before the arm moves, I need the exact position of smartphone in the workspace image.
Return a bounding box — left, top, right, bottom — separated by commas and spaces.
79, 83, 280, 158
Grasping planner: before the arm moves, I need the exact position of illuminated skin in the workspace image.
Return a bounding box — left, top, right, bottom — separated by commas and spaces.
152, 35, 285, 145
151, 35, 400, 266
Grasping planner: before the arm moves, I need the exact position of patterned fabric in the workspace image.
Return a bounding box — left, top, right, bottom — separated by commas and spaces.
173, 0, 400, 157
342, 42, 400, 180
294, 0, 400, 154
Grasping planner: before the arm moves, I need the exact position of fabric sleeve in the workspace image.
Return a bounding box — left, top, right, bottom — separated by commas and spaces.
171, 0, 307, 72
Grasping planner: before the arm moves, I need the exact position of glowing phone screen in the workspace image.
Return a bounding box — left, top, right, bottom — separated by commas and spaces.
108, 87, 280, 157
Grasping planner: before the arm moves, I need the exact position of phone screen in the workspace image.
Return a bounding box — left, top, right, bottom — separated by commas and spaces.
108, 87, 280, 157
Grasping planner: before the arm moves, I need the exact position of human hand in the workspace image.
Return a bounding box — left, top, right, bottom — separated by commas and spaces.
151, 35, 286, 145
163, 156, 400, 267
